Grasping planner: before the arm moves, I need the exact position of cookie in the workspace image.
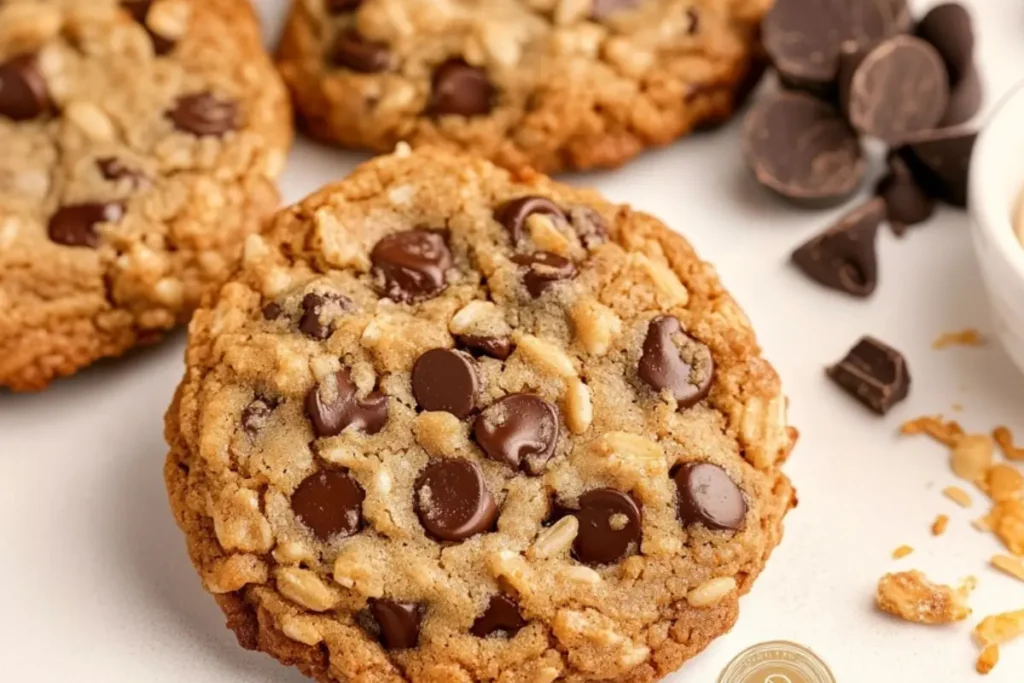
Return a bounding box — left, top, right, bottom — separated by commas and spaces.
0, 0, 292, 391
164, 146, 796, 682
275, 0, 771, 174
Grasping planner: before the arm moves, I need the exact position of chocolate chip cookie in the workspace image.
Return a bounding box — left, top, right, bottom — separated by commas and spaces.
276, 0, 770, 174
0, 0, 292, 391
164, 146, 795, 682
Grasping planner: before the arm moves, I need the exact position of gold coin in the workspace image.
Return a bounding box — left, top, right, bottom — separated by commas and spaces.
718, 641, 836, 683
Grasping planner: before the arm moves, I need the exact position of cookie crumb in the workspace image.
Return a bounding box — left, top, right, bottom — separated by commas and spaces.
932, 329, 985, 350
973, 608, 1024, 674
976, 643, 999, 675
943, 485, 973, 508
983, 501, 1024, 554
901, 415, 964, 447
993, 426, 1024, 461
892, 544, 914, 559
931, 514, 949, 536
876, 570, 974, 624
991, 555, 1024, 583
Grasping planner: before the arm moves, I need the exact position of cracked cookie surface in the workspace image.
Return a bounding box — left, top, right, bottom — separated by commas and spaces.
276, 0, 770, 173
164, 146, 795, 682
0, 0, 292, 391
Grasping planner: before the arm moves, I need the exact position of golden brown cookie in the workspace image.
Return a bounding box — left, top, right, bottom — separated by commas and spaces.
165, 146, 795, 682
276, 0, 770, 173
0, 0, 292, 391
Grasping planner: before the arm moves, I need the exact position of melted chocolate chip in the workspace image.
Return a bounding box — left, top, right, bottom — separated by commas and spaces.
330, 30, 390, 72
494, 196, 564, 246
411, 348, 479, 418
429, 59, 494, 117
291, 469, 365, 540
0, 54, 50, 121
511, 252, 577, 297
305, 368, 388, 437
241, 395, 277, 436
638, 316, 714, 409
122, 1, 177, 54
262, 302, 283, 320
414, 458, 498, 542
567, 205, 608, 249
572, 489, 642, 565
471, 595, 526, 638
673, 462, 747, 531
473, 394, 559, 475
48, 202, 125, 248
456, 334, 514, 361
168, 92, 239, 136
97, 157, 148, 187
367, 599, 423, 650
298, 292, 350, 340
370, 230, 453, 303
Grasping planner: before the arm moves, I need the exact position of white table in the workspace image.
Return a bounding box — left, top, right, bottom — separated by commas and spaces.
4, 1, 1023, 680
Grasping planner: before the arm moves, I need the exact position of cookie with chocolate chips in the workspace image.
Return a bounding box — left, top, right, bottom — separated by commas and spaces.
164, 147, 795, 683
0, 0, 292, 391
275, 0, 772, 174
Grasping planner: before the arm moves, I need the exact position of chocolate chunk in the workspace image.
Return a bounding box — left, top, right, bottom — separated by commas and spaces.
875, 154, 935, 235
902, 128, 977, 207
291, 470, 365, 540
939, 62, 982, 127
571, 489, 642, 566
326, 0, 362, 12
590, 0, 641, 19
0, 54, 50, 121
471, 595, 526, 638
916, 3, 974, 84
791, 198, 884, 297
168, 92, 238, 136
370, 229, 453, 303
763, 0, 912, 88
840, 36, 949, 145
262, 302, 283, 320
494, 196, 564, 247
96, 157, 148, 187
827, 336, 911, 415
122, 1, 177, 54
330, 30, 390, 73
473, 394, 559, 474
305, 368, 388, 437
673, 462, 747, 531
511, 252, 577, 297
567, 206, 608, 249
298, 292, 350, 340
414, 458, 498, 542
429, 59, 494, 117
743, 92, 864, 208
638, 316, 714, 409
411, 348, 479, 418
48, 202, 125, 248
367, 599, 422, 650
456, 334, 514, 361
241, 395, 277, 436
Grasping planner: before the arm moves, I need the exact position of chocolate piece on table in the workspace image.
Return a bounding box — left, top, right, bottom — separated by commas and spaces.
915, 2, 974, 84
791, 198, 884, 298
827, 336, 911, 415
875, 153, 936, 236
939, 62, 982, 127
899, 128, 977, 207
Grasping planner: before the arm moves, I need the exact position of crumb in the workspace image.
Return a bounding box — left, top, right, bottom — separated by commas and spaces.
950, 434, 995, 482
943, 485, 973, 508
991, 555, 1024, 583
901, 416, 964, 447
952, 403, 964, 413
984, 464, 1024, 502
993, 426, 1024, 462
932, 514, 949, 536
975, 609, 1024, 645
976, 643, 999, 675
972, 517, 992, 533
983, 501, 1024, 554
876, 570, 974, 624
892, 545, 914, 559
932, 329, 985, 350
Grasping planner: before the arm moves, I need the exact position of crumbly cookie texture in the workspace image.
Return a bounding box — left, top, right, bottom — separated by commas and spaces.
0, 0, 292, 391
276, 0, 769, 174
165, 147, 795, 683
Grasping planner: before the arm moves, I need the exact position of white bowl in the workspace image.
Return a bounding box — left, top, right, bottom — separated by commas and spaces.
970, 80, 1024, 374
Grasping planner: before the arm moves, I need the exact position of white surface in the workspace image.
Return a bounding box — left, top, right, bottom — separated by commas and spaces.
3, 1, 1024, 681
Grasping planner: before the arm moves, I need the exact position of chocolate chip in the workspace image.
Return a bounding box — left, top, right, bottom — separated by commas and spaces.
590, 0, 642, 19
330, 30, 390, 73
875, 154, 935, 236
901, 128, 976, 207
262, 302, 283, 320
305, 368, 388, 437
414, 458, 498, 542
456, 335, 514, 361
411, 348, 479, 418
429, 59, 494, 117
511, 252, 577, 298
370, 229, 453, 303
571, 489, 642, 566
291, 469, 365, 540
367, 599, 423, 650
743, 92, 864, 208
494, 196, 564, 247
48, 202, 125, 248
241, 396, 277, 436
0, 54, 50, 121
298, 292, 350, 340
673, 462, 747, 531
839, 36, 949, 145
122, 1, 177, 54
763, 0, 912, 89
474, 394, 559, 474
96, 157, 148, 187
567, 206, 608, 250
791, 198, 884, 297
939, 62, 982, 127
638, 316, 714, 409
827, 336, 911, 415
916, 3, 974, 84
168, 92, 238, 136
326, 0, 362, 12
471, 595, 526, 638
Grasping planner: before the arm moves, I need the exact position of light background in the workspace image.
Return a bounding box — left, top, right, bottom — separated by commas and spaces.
2, 1, 1023, 680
